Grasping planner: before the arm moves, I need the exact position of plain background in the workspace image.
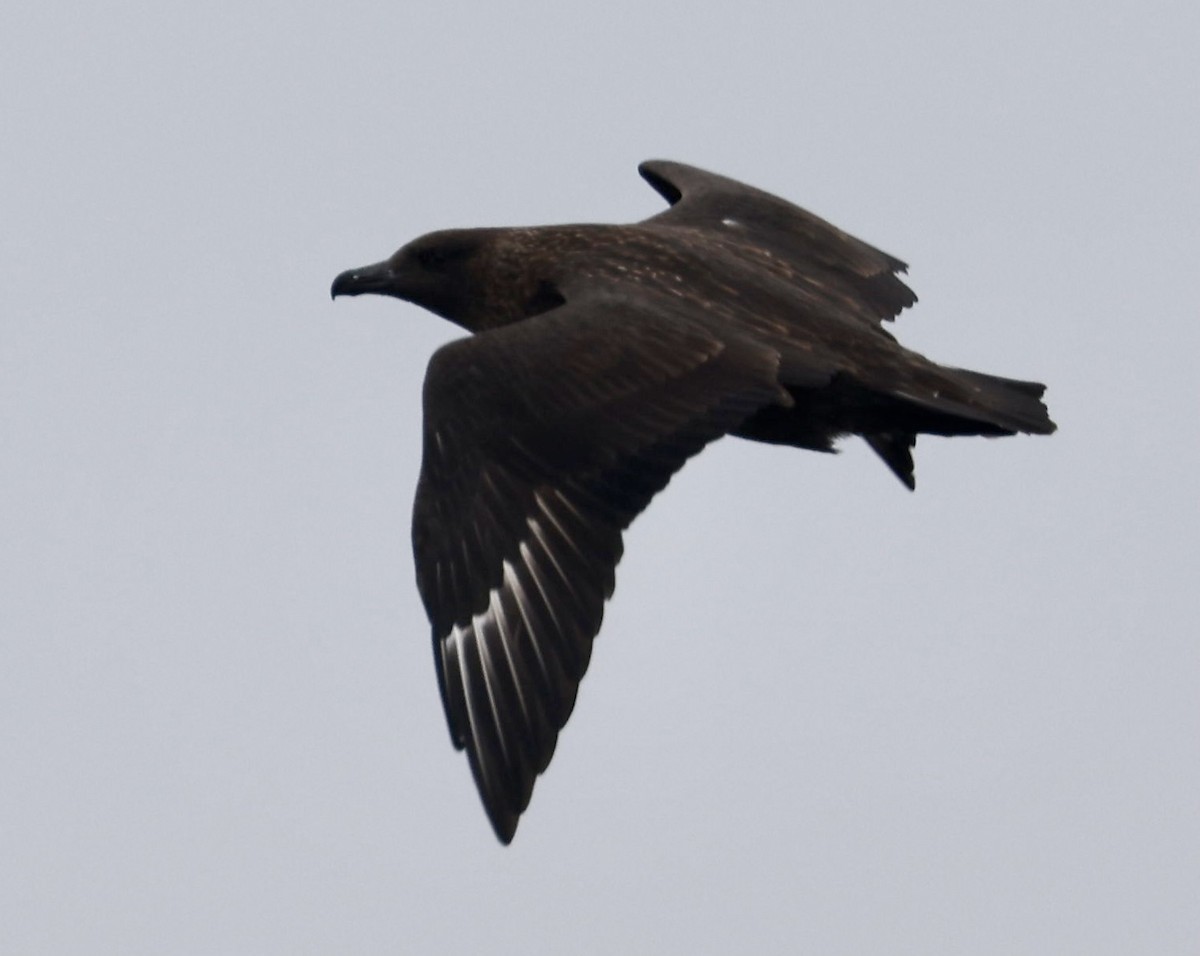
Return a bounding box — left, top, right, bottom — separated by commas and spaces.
3, 1, 1198, 952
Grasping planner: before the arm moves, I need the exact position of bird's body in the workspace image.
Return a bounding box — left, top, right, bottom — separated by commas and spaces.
332, 160, 1055, 843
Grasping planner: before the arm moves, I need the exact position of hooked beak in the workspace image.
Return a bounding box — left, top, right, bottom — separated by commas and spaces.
330, 261, 395, 299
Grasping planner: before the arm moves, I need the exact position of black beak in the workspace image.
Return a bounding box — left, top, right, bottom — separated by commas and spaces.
330, 261, 395, 299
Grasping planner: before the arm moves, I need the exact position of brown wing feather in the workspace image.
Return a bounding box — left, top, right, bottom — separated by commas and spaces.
638, 159, 917, 326
413, 296, 788, 842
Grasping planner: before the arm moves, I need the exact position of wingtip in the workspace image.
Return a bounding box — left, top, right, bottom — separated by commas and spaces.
488, 807, 519, 845
466, 747, 521, 845
637, 160, 682, 205
637, 158, 672, 176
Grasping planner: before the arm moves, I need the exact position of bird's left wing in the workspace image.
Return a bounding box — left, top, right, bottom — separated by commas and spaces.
638, 159, 917, 327
413, 294, 788, 842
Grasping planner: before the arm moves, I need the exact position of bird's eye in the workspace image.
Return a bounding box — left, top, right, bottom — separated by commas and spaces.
416, 247, 447, 270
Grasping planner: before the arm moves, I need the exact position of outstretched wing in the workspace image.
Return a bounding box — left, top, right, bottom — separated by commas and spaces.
638, 159, 917, 327
413, 294, 787, 843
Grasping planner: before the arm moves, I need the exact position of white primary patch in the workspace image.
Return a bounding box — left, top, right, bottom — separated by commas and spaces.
470, 612, 509, 761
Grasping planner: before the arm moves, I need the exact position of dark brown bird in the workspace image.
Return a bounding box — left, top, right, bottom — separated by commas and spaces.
331, 160, 1055, 844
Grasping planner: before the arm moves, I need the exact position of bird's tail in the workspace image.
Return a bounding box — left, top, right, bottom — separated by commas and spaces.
926, 367, 1057, 437
865, 367, 1055, 489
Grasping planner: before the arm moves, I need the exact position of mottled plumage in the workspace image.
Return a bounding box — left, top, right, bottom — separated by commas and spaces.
331, 160, 1055, 843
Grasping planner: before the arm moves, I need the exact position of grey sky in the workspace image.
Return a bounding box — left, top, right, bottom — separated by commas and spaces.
3, 1, 1198, 952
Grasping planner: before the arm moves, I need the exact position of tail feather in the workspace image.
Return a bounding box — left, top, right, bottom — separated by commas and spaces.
869, 368, 1054, 488
897, 368, 1056, 438
953, 368, 1056, 433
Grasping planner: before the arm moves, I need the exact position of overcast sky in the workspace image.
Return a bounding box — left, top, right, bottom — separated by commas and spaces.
3, 1, 1198, 953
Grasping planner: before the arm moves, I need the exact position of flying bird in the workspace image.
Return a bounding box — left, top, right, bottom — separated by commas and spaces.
331, 160, 1055, 843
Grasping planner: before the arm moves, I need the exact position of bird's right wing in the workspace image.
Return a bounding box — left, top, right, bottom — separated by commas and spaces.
412, 295, 788, 843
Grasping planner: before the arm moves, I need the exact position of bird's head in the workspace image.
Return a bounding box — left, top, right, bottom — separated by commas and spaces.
333, 227, 570, 332
331, 229, 498, 330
